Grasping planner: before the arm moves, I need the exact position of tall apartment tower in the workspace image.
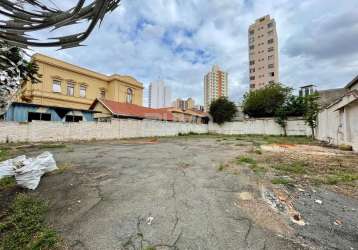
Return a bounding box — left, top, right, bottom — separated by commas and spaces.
248, 15, 279, 90
204, 65, 228, 111
148, 80, 172, 108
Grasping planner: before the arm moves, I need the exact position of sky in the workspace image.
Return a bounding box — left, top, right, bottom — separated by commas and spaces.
30, 0, 358, 106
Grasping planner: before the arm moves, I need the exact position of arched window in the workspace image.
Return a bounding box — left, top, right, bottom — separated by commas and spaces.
126, 88, 133, 104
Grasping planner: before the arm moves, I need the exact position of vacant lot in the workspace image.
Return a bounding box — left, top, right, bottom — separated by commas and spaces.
1, 135, 357, 250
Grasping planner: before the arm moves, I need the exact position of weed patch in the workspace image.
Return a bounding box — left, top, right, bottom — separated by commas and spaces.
323, 173, 358, 185
0, 177, 16, 189
249, 164, 266, 174
0, 149, 9, 162
271, 161, 307, 174
237, 156, 256, 165
0, 193, 61, 250
271, 177, 292, 185
37, 144, 66, 149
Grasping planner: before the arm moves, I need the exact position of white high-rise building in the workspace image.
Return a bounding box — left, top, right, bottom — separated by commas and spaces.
204, 65, 228, 111
148, 80, 172, 108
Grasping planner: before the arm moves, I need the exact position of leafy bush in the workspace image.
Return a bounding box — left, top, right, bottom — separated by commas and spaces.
209, 97, 237, 125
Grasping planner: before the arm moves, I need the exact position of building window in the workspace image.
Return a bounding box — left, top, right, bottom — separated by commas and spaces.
268, 47, 274, 52
268, 64, 274, 69
269, 80, 275, 84
52, 80, 61, 93
249, 37, 255, 43
268, 22, 273, 28
250, 68, 255, 73
67, 82, 75, 96
249, 45, 254, 50
250, 84, 255, 89
249, 60, 255, 65
28, 112, 51, 122
100, 89, 106, 99
268, 38, 274, 44
249, 30, 254, 35
80, 85, 87, 98
268, 30, 273, 36
268, 55, 274, 60
270, 72, 275, 77
126, 88, 133, 104
65, 115, 83, 123
250, 76, 255, 80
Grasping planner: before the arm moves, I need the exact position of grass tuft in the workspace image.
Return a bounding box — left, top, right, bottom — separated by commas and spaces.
0, 148, 9, 162
237, 156, 256, 165
144, 247, 156, 250
218, 163, 228, 171
0, 177, 16, 189
271, 177, 292, 185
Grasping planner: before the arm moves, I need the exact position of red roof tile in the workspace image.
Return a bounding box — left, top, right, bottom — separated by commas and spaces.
98, 99, 174, 121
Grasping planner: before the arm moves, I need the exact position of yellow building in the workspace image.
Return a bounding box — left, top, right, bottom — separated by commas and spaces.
20, 54, 144, 110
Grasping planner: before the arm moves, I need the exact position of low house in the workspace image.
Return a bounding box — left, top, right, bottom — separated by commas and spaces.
157, 107, 209, 124
317, 76, 358, 151
4, 102, 96, 122
90, 99, 174, 121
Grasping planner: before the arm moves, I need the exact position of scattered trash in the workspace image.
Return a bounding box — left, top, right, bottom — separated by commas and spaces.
291, 213, 306, 226
77, 200, 81, 203
297, 188, 305, 192
315, 199, 323, 205
334, 219, 342, 226
146, 216, 154, 225
0, 152, 57, 190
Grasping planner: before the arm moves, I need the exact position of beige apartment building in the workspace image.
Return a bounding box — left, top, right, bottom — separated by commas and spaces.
173, 97, 195, 110
248, 15, 279, 90
204, 65, 228, 111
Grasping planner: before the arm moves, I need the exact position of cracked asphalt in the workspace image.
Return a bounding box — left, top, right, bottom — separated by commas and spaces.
30, 137, 357, 250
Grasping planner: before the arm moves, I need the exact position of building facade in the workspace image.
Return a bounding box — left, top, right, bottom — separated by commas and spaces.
204, 65, 228, 111
20, 54, 143, 110
248, 15, 279, 90
148, 80, 172, 108
8, 53, 143, 122
173, 97, 195, 110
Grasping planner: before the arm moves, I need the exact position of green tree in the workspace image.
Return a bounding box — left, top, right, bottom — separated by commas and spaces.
303, 93, 320, 139
209, 97, 237, 125
274, 95, 306, 136
0, 42, 41, 115
242, 84, 292, 117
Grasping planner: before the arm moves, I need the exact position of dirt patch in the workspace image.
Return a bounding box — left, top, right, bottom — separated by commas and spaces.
261, 144, 346, 156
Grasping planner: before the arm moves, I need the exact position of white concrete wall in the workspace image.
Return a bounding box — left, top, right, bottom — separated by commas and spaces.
0, 119, 208, 143
209, 118, 311, 136
0, 117, 312, 143
0, 120, 121, 143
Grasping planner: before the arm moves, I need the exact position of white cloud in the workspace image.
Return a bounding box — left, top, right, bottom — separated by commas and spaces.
31, 0, 358, 106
